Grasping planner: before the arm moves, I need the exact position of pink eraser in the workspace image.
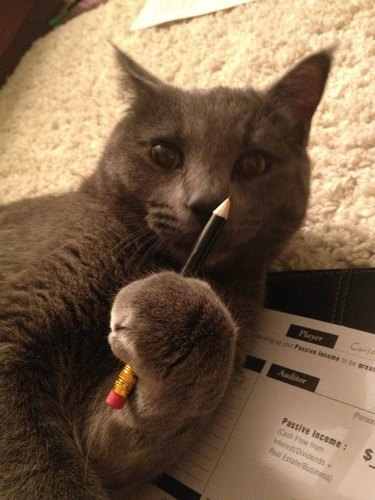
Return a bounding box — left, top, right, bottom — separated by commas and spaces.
106, 390, 126, 409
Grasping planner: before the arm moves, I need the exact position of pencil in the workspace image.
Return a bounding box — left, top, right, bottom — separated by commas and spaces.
180, 198, 231, 276
106, 198, 231, 409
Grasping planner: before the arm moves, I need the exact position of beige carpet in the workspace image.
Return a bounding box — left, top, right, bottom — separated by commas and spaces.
0, 0, 374, 270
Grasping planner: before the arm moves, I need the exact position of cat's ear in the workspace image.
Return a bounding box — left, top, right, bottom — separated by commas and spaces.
111, 44, 165, 99
267, 50, 332, 134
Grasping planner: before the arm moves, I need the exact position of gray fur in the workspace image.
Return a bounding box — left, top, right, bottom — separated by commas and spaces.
0, 50, 331, 497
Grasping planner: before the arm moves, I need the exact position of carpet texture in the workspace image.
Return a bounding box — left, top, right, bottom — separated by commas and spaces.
0, 0, 374, 270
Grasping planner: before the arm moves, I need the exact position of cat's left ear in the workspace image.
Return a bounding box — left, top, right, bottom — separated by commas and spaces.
111, 44, 166, 99
267, 50, 332, 136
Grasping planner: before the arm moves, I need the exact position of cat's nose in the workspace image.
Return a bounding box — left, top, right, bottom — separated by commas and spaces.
187, 194, 222, 220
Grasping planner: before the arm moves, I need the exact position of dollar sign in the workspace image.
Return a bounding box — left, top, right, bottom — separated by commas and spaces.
363, 448, 373, 462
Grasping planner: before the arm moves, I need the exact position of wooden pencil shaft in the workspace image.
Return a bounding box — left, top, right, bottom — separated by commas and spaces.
181, 214, 226, 276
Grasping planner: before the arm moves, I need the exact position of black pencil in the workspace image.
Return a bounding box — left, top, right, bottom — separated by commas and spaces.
106, 198, 231, 409
181, 197, 231, 276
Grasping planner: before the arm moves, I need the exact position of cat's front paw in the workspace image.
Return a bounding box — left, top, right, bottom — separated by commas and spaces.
108, 272, 237, 387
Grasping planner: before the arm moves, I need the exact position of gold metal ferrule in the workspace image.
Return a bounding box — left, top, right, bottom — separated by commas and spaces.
112, 364, 137, 399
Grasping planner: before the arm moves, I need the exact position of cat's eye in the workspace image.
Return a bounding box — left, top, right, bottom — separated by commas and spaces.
236, 152, 268, 178
150, 143, 182, 170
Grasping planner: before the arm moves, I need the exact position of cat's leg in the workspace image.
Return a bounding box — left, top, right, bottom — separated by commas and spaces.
109, 271, 238, 414
0, 361, 109, 499
0, 236, 121, 498
105, 271, 238, 483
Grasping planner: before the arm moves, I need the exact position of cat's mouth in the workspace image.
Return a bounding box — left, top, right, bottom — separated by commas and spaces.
145, 207, 206, 263
147, 216, 200, 260
146, 216, 233, 273
145, 200, 236, 269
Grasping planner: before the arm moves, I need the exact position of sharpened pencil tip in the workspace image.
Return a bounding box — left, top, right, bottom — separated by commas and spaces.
212, 197, 231, 220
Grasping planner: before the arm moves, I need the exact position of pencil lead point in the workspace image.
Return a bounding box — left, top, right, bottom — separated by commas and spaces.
213, 197, 231, 220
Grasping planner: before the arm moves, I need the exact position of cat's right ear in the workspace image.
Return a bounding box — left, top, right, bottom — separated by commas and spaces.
266, 50, 333, 141
110, 44, 165, 99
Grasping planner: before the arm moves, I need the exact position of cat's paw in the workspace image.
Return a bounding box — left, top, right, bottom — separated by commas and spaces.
108, 272, 238, 385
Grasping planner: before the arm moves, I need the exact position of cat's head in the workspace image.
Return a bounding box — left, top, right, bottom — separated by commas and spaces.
99, 48, 331, 272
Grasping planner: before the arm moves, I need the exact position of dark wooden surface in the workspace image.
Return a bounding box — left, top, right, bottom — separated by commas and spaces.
0, 0, 64, 87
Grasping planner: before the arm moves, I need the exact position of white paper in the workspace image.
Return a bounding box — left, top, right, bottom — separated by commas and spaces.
131, 0, 254, 30
147, 309, 375, 499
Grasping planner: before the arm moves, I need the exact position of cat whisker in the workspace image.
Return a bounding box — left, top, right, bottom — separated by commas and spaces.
134, 235, 166, 274
130, 233, 165, 276
111, 226, 151, 257
111, 225, 155, 256
113, 229, 159, 276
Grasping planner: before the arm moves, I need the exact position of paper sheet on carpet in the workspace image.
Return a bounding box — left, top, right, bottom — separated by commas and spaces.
132, 0, 254, 30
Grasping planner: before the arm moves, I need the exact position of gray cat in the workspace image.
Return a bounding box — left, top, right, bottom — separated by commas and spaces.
0, 48, 331, 498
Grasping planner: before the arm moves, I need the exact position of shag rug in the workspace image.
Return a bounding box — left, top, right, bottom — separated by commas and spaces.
0, 0, 374, 270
